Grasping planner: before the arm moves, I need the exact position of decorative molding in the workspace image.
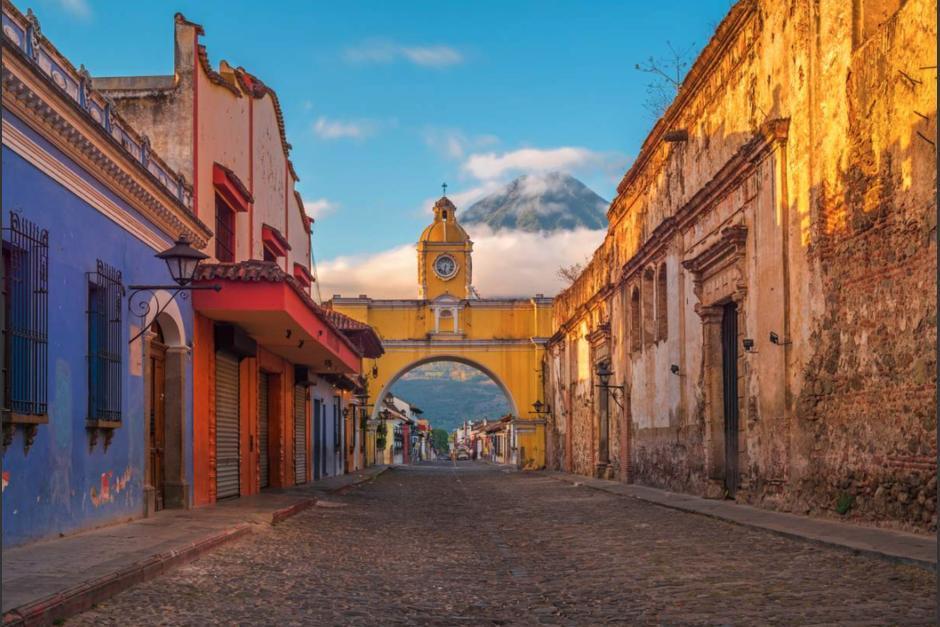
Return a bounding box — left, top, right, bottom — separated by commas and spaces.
1, 62, 210, 247
682, 224, 748, 310
2, 117, 171, 252
2, 3, 193, 210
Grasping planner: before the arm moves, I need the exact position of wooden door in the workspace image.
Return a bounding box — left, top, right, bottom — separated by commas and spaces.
721, 302, 740, 497
148, 325, 167, 511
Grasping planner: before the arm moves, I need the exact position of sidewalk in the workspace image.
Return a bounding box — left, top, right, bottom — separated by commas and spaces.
543, 471, 937, 572
2, 465, 390, 626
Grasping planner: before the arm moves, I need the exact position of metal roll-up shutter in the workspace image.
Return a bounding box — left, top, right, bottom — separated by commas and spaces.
215, 351, 240, 499
294, 385, 307, 483
258, 372, 270, 489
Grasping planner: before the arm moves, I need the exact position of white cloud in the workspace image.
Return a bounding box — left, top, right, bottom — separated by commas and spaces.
423, 128, 499, 160
312, 116, 376, 140
344, 40, 464, 68
318, 226, 605, 299
462, 147, 604, 180
57, 0, 90, 18
304, 199, 338, 220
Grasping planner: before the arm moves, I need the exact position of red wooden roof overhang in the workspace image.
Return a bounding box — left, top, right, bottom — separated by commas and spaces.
262, 223, 291, 258
213, 163, 252, 213
193, 261, 361, 374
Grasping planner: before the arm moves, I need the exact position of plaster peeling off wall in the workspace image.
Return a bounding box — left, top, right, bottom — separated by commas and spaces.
89, 468, 133, 507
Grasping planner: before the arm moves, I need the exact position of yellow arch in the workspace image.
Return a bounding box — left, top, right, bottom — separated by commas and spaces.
332, 295, 553, 469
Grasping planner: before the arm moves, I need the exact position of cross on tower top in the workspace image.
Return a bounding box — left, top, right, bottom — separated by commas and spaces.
441, 182, 448, 196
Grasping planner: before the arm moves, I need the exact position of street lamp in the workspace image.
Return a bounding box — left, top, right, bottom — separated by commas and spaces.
155, 235, 208, 286
593, 360, 624, 477
127, 234, 221, 343
531, 400, 551, 416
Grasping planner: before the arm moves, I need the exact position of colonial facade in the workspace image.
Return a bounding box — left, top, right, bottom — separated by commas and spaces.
545, 0, 937, 529
1, 1, 210, 545
94, 14, 381, 504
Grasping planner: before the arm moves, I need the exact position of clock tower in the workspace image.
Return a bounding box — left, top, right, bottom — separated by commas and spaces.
417, 195, 473, 300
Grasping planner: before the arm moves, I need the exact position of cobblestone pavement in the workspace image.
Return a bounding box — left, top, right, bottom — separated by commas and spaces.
71, 462, 936, 626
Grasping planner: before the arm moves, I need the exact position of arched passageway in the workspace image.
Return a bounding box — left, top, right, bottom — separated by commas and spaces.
371, 354, 518, 420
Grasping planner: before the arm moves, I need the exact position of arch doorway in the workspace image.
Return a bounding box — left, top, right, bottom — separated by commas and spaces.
144, 295, 189, 514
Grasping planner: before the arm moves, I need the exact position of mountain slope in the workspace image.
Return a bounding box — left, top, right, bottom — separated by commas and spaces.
461, 172, 608, 233
388, 362, 512, 433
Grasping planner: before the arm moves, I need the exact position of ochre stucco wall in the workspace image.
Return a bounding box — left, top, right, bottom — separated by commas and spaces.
545, 0, 937, 531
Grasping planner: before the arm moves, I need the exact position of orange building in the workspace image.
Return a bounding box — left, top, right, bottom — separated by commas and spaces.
96, 14, 378, 505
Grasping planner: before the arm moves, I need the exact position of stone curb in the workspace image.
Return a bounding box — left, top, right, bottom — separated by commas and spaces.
544, 472, 937, 573
271, 498, 318, 524
2, 524, 252, 627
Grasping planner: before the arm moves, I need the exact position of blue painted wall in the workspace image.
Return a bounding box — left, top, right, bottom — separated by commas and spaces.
1, 110, 195, 547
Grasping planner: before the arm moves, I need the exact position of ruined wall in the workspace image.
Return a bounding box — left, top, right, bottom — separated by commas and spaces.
545, 0, 937, 531
793, 0, 938, 528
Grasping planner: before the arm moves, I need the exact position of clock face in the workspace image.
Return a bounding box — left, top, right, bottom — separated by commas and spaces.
433, 254, 458, 279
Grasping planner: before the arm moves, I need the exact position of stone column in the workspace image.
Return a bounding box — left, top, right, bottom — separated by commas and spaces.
698, 305, 726, 497
164, 345, 191, 508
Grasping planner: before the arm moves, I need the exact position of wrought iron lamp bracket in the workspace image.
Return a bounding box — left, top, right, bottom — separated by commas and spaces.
126, 284, 220, 344
596, 383, 626, 410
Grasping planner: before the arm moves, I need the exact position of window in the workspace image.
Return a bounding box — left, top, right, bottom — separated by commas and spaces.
3, 213, 49, 419
263, 246, 277, 262
394, 425, 403, 450
642, 268, 655, 346
656, 263, 668, 342
630, 286, 641, 353
215, 194, 235, 262
87, 260, 124, 422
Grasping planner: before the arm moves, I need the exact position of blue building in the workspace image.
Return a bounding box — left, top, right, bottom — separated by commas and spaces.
1, 3, 212, 547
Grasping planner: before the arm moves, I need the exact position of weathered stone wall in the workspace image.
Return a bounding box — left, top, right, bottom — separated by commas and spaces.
545, 0, 937, 531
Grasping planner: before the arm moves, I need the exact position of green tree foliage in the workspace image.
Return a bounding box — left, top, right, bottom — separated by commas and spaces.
430, 428, 450, 453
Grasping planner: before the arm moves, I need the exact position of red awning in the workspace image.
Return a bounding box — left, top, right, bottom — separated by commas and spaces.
293, 262, 313, 287
213, 163, 252, 212
262, 224, 291, 257
193, 261, 361, 374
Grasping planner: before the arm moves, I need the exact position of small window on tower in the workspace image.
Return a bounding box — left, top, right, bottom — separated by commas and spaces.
442, 210, 448, 220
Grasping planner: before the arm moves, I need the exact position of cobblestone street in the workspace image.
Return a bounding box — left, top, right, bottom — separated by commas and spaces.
72, 463, 936, 626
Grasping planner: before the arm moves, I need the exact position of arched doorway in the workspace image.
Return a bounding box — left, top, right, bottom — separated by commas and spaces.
143, 292, 189, 514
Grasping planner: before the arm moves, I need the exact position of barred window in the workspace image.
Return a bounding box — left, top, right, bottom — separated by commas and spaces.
87, 260, 124, 422
215, 194, 236, 262
3, 212, 49, 418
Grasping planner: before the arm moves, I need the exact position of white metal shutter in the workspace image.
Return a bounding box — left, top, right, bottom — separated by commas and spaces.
258, 372, 270, 489
294, 385, 307, 483
215, 352, 240, 499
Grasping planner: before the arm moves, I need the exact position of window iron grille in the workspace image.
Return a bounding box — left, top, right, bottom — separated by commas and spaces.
3, 211, 49, 420
87, 260, 124, 423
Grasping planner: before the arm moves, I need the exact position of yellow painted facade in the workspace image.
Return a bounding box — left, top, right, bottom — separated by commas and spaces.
332, 196, 552, 468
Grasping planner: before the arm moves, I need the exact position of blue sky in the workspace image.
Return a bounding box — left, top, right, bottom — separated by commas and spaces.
30, 0, 731, 294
